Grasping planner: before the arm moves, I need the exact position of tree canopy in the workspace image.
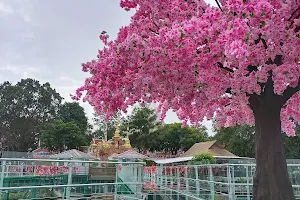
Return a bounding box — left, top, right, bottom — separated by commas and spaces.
120, 106, 161, 152
58, 102, 89, 134
117, 106, 208, 154
40, 120, 88, 152
214, 123, 300, 159
75, 0, 300, 136
213, 123, 256, 158
92, 110, 122, 140
75, 0, 300, 198
0, 79, 62, 151
157, 123, 208, 154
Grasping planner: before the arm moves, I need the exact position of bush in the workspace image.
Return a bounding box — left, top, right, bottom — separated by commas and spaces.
145, 160, 154, 166
191, 153, 216, 164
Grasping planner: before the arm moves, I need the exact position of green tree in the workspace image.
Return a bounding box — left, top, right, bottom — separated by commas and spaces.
213, 122, 300, 159
120, 106, 161, 152
92, 111, 122, 140
58, 102, 89, 134
158, 123, 208, 155
283, 125, 300, 159
179, 125, 208, 151
40, 120, 87, 152
0, 79, 62, 151
213, 123, 256, 158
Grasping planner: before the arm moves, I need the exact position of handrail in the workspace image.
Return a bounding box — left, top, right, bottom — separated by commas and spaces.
0, 181, 143, 190
0, 158, 145, 165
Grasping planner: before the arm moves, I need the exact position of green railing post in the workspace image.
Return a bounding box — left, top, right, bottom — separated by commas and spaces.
209, 166, 214, 200
0, 160, 6, 198
64, 162, 73, 199
139, 164, 143, 194
4, 181, 10, 200
185, 168, 189, 200
31, 177, 37, 200
246, 166, 250, 200
232, 165, 235, 200
177, 167, 180, 200
195, 166, 200, 197
157, 165, 161, 187
227, 165, 233, 200
159, 164, 163, 187
165, 167, 168, 196
114, 164, 119, 200
170, 167, 173, 198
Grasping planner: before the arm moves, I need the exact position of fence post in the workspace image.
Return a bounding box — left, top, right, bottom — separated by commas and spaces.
227, 164, 234, 200
185, 167, 189, 200
177, 167, 180, 200
246, 166, 250, 200
195, 166, 200, 197
0, 160, 6, 198
139, 164, 143, 194
232, 165, 235, 199
65, 162, 73, 199
209, 166, 214, 200
160, 164, 163, 187
114, 164, 119, 200
170, 167, 173, 198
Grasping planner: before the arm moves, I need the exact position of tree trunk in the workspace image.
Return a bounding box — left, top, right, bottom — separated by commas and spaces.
252, 100, 295, 200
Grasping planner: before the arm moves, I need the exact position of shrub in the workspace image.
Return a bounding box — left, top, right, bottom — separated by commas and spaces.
191, 153, 216, 164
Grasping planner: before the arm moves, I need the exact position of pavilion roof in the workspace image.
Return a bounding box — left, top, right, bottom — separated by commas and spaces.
112, 150, 148, 159
49, 149, 95, 160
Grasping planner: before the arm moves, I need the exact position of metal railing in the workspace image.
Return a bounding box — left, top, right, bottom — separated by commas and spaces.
0, 158, 145, 200
144, 163, 300, 200
3, 158, 300, 200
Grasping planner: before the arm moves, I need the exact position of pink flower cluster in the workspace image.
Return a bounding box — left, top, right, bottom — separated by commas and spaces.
75, 0, 300, 136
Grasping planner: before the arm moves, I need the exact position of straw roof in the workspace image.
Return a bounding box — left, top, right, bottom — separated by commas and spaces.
180, 140, 238, 157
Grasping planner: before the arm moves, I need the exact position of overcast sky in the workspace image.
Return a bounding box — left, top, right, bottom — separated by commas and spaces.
0, 0, 216, 135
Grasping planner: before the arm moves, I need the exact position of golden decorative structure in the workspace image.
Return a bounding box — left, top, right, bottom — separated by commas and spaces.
89, 123, 133, 159
123, 134, 132, 149
112, 127, 121, 143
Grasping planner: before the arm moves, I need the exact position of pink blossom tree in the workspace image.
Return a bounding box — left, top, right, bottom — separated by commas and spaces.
75, 0, 300, 199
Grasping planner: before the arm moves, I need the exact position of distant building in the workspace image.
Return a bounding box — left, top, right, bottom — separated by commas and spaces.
154, 141, 239, 165
109, 150, 149, 162
180, 140, 238, 157
49, 149, 95, 160
32, 148, 52, 158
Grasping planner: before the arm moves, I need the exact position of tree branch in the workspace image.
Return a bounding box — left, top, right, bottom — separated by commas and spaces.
216, 62, 234, 73
281, 79, 300, 104
288, 7, 300, 22
254, 33, 268, 49
149, 28, 159, 35
288, 7, 300, 29
153, 21, 160, 30
215, 0, 223, 12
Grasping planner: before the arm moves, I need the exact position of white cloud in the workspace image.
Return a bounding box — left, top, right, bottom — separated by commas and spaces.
0, 0, 217, 135
0, 2, 13, 15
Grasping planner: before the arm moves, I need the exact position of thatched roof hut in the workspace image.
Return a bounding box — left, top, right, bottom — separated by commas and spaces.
180, 140, 238, 157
